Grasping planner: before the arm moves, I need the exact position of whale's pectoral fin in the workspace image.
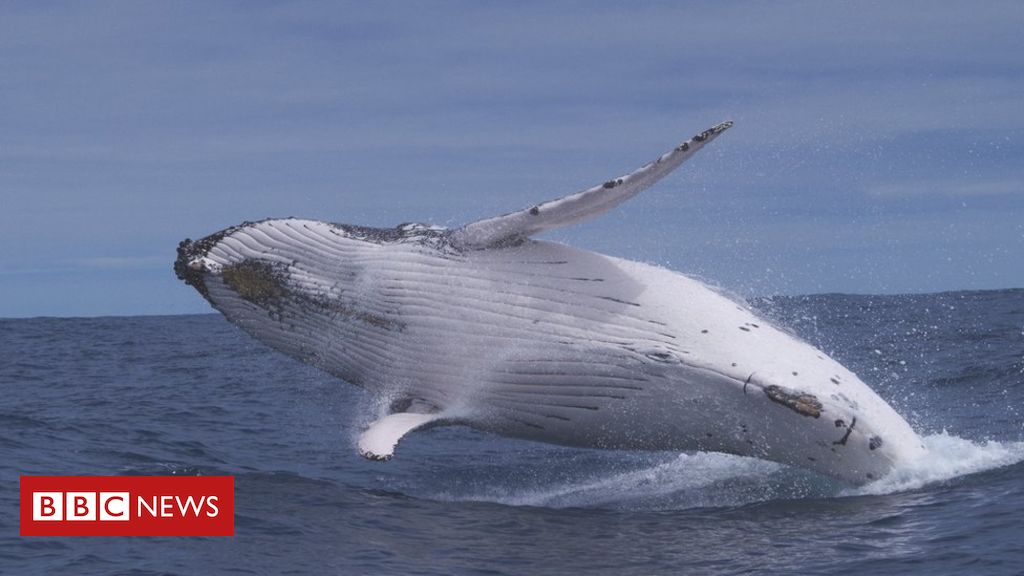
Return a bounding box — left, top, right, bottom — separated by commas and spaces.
358, 412, 444, 461
450, 121, 733, 250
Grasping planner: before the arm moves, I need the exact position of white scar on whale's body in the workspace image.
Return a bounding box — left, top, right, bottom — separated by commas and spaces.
176, 121, 927, 485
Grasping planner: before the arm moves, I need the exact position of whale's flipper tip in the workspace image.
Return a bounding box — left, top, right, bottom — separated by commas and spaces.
360, 450, 393, 462
695, 120, 733, 142
357, 411, 443, 461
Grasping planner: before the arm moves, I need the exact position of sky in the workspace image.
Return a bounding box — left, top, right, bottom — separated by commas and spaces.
1, 1, 1022, 318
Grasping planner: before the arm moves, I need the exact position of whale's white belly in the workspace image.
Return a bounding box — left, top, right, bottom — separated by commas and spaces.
195, 218, 926, 484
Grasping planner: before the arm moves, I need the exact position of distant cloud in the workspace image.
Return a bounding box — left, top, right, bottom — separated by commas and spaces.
0, 256, 167, 277
866, 180, 1023, 198
71, 256, 167, 270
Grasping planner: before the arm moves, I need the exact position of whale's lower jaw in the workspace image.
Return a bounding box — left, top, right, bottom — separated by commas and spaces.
176, 217, 926, 486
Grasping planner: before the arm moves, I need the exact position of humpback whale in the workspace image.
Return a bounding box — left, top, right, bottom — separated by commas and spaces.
175, 121, 927, 484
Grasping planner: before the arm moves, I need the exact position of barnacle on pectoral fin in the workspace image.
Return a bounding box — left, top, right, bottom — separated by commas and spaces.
763, 384, 823, 418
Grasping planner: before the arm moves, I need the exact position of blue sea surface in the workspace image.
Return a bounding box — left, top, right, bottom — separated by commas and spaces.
2, 290, 1023, 575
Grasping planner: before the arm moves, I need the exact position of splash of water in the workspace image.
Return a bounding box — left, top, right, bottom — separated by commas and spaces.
431, 434, 1024, 510
450, 452, 781, 509
846, 432, 1024, 496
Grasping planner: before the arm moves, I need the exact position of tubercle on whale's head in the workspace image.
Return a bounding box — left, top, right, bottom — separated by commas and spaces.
174, 237, 211, 300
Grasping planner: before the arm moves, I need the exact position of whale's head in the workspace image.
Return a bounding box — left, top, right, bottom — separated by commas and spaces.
175, 221, 297, 325
176, 217, 452, 318
174, 218, 393, 383
174, 227, 233, 305
176, 218, 358, 308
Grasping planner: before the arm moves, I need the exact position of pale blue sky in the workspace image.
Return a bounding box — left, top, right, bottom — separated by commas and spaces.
2, 1, 1022, 317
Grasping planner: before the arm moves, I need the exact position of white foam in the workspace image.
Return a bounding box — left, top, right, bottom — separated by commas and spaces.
436, 452, 781, 509
846, 432, 1024, 496
429, 433, 1024, 510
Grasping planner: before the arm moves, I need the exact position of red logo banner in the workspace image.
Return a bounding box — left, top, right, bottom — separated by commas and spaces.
20, 476, 234, 536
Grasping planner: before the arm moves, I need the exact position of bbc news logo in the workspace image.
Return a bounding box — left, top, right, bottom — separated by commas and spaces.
20, 476, 233, 536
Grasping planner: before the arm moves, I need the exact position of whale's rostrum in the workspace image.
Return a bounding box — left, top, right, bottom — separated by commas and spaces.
175, 121, 927, 484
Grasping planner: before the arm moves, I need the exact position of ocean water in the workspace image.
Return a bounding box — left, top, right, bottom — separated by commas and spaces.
2, 289, 1023, 575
